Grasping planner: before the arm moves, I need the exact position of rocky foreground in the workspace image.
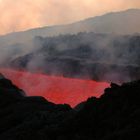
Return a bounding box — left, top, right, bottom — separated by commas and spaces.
0, 74, 140, 140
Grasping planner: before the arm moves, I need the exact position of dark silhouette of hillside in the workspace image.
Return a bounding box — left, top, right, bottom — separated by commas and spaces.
0, 74, 140, 139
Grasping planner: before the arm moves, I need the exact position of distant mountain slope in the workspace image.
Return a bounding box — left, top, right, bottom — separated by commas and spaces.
0, 74, 140, 139
0, 9, 140, 45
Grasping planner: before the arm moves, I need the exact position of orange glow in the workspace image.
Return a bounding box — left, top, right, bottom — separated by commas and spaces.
0, 0, 139, 34
0, 68, 109, 107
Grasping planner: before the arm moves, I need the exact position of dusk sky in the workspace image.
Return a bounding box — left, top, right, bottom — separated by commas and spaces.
0, 0, 140, 34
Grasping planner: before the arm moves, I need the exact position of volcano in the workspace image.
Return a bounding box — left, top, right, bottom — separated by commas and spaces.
0, 68, 109, 107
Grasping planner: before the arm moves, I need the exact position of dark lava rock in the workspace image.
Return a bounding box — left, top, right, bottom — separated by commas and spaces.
0, 75, 140, 140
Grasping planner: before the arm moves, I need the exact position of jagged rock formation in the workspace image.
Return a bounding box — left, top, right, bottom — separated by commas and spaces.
0, 74, 72, 140
0, 75, 140, 140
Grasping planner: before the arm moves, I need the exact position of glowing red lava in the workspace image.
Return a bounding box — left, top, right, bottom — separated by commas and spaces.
0, 69, 109, 107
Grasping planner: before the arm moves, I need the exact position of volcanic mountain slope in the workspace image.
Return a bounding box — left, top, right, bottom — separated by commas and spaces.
1, 9, 140, 43
10, 32, 140, 83
0, 75, 140, 139
0, 9, 140, 65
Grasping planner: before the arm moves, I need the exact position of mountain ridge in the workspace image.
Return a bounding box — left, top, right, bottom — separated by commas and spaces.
1, 8, 140, 37
0, 8, 140, 44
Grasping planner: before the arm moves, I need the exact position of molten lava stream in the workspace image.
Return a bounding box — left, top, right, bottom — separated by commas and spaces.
0, 69, 109, 107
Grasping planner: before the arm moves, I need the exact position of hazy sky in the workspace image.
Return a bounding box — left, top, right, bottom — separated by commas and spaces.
0, 0, 140, 34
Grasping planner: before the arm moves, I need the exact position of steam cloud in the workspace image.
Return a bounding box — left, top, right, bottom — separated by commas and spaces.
8, 33, 140, 83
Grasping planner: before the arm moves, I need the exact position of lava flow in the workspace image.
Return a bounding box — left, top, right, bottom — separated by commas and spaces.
0, 69, 109, 107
